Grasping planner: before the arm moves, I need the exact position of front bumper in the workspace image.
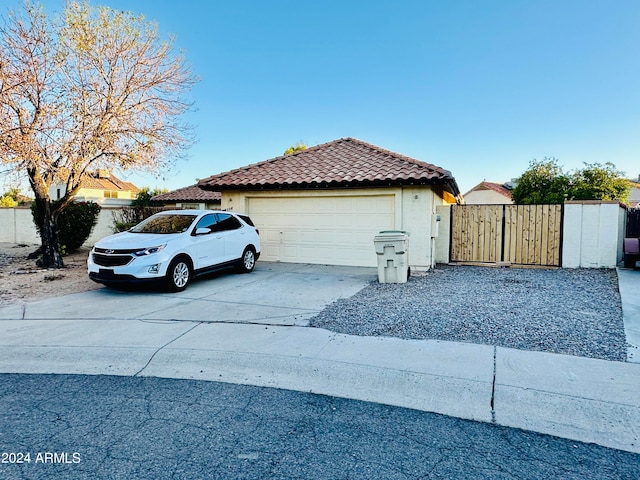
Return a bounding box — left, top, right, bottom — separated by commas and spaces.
87, 250, 171, 284
88, 270, 163, 286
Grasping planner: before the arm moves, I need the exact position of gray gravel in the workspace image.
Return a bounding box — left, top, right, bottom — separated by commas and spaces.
310, 265, 627, 361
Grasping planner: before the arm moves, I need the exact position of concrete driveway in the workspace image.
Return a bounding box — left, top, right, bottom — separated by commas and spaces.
0, 262, 376, 325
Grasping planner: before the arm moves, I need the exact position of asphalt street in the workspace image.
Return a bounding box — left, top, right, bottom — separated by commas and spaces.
1, 373, 639, 480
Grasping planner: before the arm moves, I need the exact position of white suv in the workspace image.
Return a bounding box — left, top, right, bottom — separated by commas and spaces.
88, 210, 261, 291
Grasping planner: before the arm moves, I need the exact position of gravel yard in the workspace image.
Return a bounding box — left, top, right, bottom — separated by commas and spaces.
310, 265, 627, 362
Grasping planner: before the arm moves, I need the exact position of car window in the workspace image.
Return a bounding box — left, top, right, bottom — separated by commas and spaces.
238, 214, 255, 227
130, 214, 197, 234
195, 214, 218, 232
214, 213, 242, 232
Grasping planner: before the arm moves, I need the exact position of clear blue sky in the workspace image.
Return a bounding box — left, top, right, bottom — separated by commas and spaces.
7, 0, 640, 194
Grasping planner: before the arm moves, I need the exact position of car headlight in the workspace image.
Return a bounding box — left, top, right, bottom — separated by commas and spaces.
133, 244, 166, 257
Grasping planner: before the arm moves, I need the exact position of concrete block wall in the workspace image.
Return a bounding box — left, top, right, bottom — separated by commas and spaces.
562, 201, 626, 268
0, 207, 117, 247
0, 208, 40, 244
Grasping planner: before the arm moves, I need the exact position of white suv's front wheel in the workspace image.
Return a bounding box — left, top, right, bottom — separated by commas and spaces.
166, 257, 192, 291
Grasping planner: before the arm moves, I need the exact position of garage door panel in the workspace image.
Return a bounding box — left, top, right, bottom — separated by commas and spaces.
248, 195, 395, 267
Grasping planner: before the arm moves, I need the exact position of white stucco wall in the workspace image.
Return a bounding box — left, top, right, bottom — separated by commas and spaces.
562, 201, 626, 268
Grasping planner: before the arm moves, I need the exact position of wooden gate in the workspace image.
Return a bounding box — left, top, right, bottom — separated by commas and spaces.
450, 204, 563, 267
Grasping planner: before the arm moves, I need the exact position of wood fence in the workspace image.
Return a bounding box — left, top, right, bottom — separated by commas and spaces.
450, 204, 563, 267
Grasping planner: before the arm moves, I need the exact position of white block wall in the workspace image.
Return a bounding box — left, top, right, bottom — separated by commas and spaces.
562, 201, 626, 268
0, 207, 118, 247
0, 208, 40, 244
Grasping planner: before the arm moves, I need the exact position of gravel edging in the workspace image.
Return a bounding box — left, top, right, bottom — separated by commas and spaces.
310, 265, 627, 361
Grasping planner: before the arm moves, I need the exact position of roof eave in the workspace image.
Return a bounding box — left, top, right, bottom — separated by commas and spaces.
201, 177, 460, 192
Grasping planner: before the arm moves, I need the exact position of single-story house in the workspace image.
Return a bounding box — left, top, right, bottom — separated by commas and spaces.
49, 169, 140, 206
463, 181, 514, 205
198, 137, 461, 269
151, 184, 222, 210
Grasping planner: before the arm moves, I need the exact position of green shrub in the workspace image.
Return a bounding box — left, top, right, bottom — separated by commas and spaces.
32, 201, 102, 254
111, 206, 166, 232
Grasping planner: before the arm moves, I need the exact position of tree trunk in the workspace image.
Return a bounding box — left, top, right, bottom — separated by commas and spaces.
36, 199, 64, 268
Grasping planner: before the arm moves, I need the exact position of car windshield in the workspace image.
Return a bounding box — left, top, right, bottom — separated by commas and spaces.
130, 214, 198, 234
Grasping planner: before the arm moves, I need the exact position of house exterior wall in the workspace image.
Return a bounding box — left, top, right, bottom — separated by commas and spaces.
220, 186, 439, 269
49, 185, 137, 206
562, 201, 626, 268
464, 189, 513, 205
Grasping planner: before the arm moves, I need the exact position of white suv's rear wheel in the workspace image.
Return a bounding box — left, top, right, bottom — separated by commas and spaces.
239, 247, 256, 273
166, 257, 191, 291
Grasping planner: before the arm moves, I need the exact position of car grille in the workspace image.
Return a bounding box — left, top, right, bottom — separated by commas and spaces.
92, 252, 134, 267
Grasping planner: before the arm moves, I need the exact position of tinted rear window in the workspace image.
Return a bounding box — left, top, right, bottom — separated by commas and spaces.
238, 214, 255, 227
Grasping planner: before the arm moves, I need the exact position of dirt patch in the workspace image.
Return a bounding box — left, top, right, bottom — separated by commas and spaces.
0, 242, 101, 307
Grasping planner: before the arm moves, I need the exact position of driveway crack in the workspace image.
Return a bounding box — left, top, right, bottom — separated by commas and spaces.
490, 345, 497, 424
133, 322, 203, 377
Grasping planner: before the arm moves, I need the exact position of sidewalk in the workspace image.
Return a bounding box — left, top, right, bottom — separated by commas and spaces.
617, 266, 640, 363
0, 268, 638, 454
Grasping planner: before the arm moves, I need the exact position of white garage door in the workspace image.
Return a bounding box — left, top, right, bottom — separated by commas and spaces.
248, 195, 395, 267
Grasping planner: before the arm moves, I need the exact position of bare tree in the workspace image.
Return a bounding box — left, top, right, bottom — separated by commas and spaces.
0, 1, 197, 267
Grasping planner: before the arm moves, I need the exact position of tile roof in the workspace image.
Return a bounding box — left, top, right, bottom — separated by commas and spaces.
465, 181, 513, 199
151, 184, 221, 202
81, 171, 140, 193
198, 138, 460, 196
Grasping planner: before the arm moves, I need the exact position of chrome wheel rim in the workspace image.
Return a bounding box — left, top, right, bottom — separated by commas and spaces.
173, 262, 189, 288
243, 250, 255, 270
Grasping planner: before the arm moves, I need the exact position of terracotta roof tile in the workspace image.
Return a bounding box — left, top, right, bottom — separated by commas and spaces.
465, 181, 513, 199
198, 138, 460, 195
82, 172, 140, 193
152, 184, 221, 202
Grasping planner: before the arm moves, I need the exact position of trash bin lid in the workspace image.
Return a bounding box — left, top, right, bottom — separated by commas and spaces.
374, 230, 410, 244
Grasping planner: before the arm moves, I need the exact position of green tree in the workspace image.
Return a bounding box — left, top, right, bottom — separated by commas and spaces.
133, 187, 169, 207
569, 162, 630, 203
0, 1, 197, 267
284, 142, 308, 155
511, 158, 570, 204
0, 187, 20, 207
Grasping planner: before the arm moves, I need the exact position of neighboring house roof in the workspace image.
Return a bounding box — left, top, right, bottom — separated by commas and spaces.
464, 181, 513, 199
79, 171, 140, 193
17, 194, 33, 204
151, 184, 221, 202
198, 137, 461, 197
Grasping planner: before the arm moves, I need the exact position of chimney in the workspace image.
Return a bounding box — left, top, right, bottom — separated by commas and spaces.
97, 169, 110, 178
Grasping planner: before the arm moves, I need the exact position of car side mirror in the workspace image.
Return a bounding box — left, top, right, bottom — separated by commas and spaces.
195, 227, 211, 236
